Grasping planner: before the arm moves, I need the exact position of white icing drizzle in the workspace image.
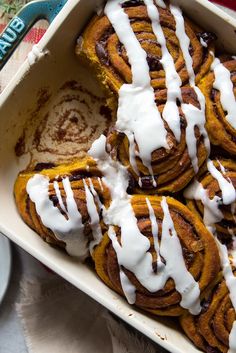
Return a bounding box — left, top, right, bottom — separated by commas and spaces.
211, 56, 236, 130
145, 0, 182, 142
170, 4, 210, 172
185, 159, 236, 351
82, 179, 103, 251
146, 198, 164, 269
185, 160, 236, 228
216, 240, 236, 353
88, 178, 104, 212
154, 0, 166, 8
97, 177, 104, 192
200, 37, 207, 48
217, 159, 226, 174
159, 197, 201, 314
184, 179, 223, 228
27, 175, 87, 259
89, 135, 201, 314
207, 160, 236, 205
119, 263, 136, 305
104, 0, 168, 178
53, 180, 67, 214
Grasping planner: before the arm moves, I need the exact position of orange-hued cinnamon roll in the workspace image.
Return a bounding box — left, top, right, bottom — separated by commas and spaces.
14, 158, 110, 259
180, 247, 236, 353
93, 195, 220, 316
77, 1, 215, 94
199, 59, 236, 156
185, 159, 236, 249
107, 87, 208, 193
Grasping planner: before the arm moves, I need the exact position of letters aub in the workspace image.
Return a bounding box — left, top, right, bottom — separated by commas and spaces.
0, 17, 25, 60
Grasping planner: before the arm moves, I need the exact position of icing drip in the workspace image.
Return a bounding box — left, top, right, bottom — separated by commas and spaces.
200, 37, 207, 48
211, 56, 236, 130
104, 0, 168, 178
217, 159, 226, 174
216, 240, 236, 353
146, 198, 164, 269
27, 175, 87, 259
207, 160, 236, 205
97, 177, 104, 192
145, 0, 182, 142
118, 263, 136, 305
159, 197, 201, 314
88, 178, 103, 211
185, 160, 236, 228
184, 179, 223, 228
82, 179, 103, 252
154, 0, 166, 8
53, 180, 67, 214
170, 5, 210, 172
185, 159, 236, 351
89, 136, 201, 314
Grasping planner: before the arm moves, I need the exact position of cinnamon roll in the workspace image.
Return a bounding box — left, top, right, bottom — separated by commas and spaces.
107, 87, 208, 193
77, 1, 215, 94
180, 246, 236, 353
14, 157, 110, 259
93, 195, 220, 316
77, 0, 217, 192
198, 59, 236, 156
185, 159, 236, 249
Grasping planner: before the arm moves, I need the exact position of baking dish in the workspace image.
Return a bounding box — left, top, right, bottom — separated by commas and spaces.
0, 1, 236, 352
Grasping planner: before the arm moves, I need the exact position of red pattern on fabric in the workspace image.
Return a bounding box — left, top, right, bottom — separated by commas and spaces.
0, 24, 46, 43
211, 0, 236, 11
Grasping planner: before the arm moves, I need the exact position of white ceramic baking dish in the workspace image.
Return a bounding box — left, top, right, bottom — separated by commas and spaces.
0, 1, 235, 352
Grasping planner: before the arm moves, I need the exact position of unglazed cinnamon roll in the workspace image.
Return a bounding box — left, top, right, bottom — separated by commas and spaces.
199, 59, 236, 156
180, 244, 236, 353
93, 194, 220, 316
14, 157, 110, 259
185, 159, 236, 249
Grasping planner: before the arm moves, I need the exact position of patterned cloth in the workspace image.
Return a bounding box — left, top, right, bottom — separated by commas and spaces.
0, 17, 47, 92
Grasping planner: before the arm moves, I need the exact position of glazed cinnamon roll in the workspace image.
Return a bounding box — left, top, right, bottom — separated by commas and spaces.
77, 0, 215, 94
185, 159, 236, 249
180, 247, 236, 353
93, 195, 220, 316
77, 0, 217, 192
107, 87, 208, 193
14, 157, 110, 259
199, 59, 236, 156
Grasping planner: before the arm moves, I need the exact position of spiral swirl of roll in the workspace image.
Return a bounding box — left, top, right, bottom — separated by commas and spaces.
199, 60, 236, 156
93, 195, 220, 316
14, 158, 111, 256
77, 1, 215, 94
185, 159, 236, 249
180, 265, 236, 353
107, 87, 208, 193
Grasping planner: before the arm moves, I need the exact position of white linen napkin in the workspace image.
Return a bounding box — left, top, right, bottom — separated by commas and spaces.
16, 274, 159, 353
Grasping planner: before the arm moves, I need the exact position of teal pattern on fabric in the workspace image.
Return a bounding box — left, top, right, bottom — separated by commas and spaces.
0, 0, 67, 69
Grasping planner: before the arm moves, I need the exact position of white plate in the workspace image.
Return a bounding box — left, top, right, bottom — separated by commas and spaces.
0, 233, 11, 303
